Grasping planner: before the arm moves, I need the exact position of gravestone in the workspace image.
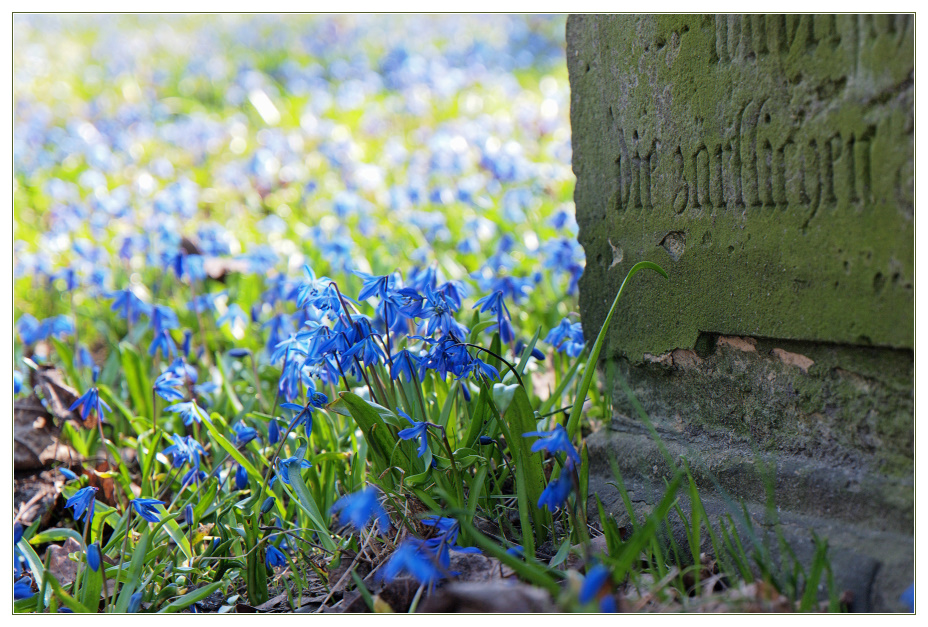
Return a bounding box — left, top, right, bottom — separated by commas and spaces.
567, 15, 912, 611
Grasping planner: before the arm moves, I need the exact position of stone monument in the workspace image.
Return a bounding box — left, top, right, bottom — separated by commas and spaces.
567, 15, 912, 611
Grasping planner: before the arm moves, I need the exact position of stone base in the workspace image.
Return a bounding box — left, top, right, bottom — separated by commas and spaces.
587, 457, 913, 612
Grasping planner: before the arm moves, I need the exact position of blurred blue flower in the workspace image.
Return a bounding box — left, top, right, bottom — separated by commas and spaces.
901, 583, 914, 612
536, 460, 574, 512
330, 487, 390, 534
127, 591, 143, 613
579, 563, 611, 604
164, 400, 208, 427
265, 544, 287, 569
14, 577, 34, 600
232, 421, 259, 447
162, 434, 206, 469
379, 539, 442, 586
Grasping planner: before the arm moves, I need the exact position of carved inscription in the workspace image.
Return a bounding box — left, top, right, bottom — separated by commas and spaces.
606, 15, 910, 219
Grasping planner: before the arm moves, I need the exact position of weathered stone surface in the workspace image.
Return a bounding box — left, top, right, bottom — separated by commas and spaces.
568, 15, 913, 611
569, 15, 913, 359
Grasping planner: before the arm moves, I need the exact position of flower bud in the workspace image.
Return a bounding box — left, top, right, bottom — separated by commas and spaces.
87, 543, 101, 572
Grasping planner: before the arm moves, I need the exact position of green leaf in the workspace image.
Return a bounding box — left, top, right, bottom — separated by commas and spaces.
285, 460, 337, 552
498, 386, 550, 550
159, 581, 224, 613
203, 413, 262, 483
565, 261, 668, 440
119, 342, 153, 425
338, 392, 413, 478
115, 526, 151, 612
29, 527, 85, 549
159, 507, 193, 562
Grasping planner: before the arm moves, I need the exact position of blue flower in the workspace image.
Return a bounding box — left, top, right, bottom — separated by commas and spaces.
153, 372, 185, 402
330, 487, 390, 534
164, 400, 208, 427
149, 329, 177, 359
390, 349, 420, 382
537, 463, 573, 512
234, 464, 249, 491
65, 486, 98, 525
131, 498, 165, 523
59, 467, 79, 481
127, 591, 143, 613
87, 543, 102, 572
267, 418, 281, 445
232, 421, 259, 447
107, 288, 151, 324
270, 456, 312, 487
162, 434, 206, 469
217, 303, 248, 329
396, 408, 430, 458
901, 583, 914, 612
265, 544, 287, 569
379, 539, 443, 586
14, 370, 23, 394
14, 577, 34, 600
579, 564, 611, 604
68, 382, 111, 425
522, 424, 581, 464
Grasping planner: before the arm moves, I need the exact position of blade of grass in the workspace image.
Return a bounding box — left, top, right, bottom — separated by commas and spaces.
565, 261, 668, 440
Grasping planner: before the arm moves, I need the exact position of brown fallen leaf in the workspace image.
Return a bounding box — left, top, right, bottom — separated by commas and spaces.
14, 396, 80, 470
45, 537, 83, 586
32, 367, 82, 424
83, 462, 118, 507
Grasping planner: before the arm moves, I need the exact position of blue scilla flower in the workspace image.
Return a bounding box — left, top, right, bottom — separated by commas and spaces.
107, 288, 151, 324
164, 400, 208, 427
153, 371, 185, 402
234, 464, 249, 491
127, 591, 143, 613
59, 467, 79, 481
329, 487, 390, 534
295, 265, 333, 310
523, 424, 581, 464
281, 387, 328, 434
389, 349, 420, 382
149, 329, 177, 359
270, 456, 312, 488
397, 408, 430, 458
162, 434, 205, 469
65, 486, 98, 525
150, 305, 179, 335
473, 290, 514, 344
354, 271, 392, 301
14, 577, 34, 600
14, 370, 23, 395
232, 421, 259, 447
217, 303, 247, 329
86, 543, 101, 572
544, 318, 585, 358
340, 328, 386, 369
579, 564, 612, 604
379, 539, 442, 586
268, 418, 281, 445
265, 544, 287, 569
131, 498, 165, 523
69, 374, 112, 425
537, 460, 574, 512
